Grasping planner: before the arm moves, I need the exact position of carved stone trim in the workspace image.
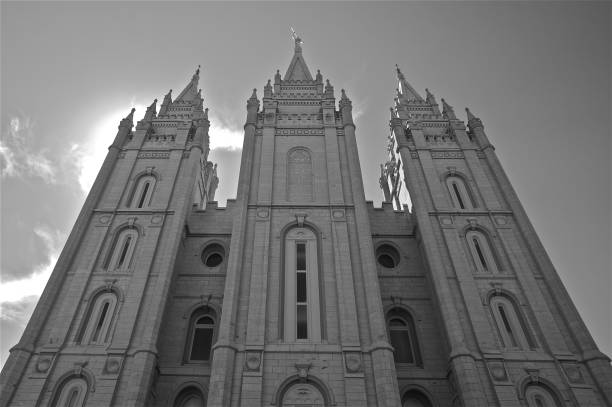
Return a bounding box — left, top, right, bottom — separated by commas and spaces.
137, 151, 170, 159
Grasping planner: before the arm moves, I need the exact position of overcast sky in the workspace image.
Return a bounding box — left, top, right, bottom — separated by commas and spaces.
1, 1, 610, 367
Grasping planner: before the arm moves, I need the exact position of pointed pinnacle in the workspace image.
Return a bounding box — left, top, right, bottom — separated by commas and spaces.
395, 64, 405, 80
466, 107, 476, 121
126, 107, 136, 120
196, 65, 201, 75
250, 88, 258, 99
341, 89, 348, 100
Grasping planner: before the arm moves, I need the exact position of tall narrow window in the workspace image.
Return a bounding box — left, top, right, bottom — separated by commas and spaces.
130, 175, 156, 208
287, 148, 313, 202
387, 308, 422, 366
105, 228, 138, 272
51, 377, 88, 407
490, 295, 534, 350
446, 175, 474, 209
186, 308, 216, 362
284, 227, 321, 342
525, 384, 562, 407
466, 230, 499, 273
79, 292, 118, 345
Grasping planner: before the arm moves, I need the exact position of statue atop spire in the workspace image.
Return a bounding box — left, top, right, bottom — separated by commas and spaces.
284, 28, 313, 81
291, 27, 303, 53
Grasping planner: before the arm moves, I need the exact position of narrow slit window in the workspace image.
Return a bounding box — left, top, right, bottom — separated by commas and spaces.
137, 182, 151, 208
498, 304, 517, 347
129, 175, 156, 208
106, 229, 138, 271
473, 237, 488, 271
452, 182, 465, 209
92, 302, 110, 343
117, 237, 132, 268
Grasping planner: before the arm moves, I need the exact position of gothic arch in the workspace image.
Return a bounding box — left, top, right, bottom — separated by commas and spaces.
278, 220, 326, 341
84, 283, 125, 304
271, 373, 336, 406
486, 291, 536, 350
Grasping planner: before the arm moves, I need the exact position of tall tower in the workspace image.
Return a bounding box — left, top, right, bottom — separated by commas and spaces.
202, 35, 401, 406
382, 65, 612, 406
0, 69, 218, 406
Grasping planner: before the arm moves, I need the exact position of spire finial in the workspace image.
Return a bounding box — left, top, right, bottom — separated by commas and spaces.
196, 65, 200, 75
250, 88, 258, 99
395, 64, 405, 80
441, 98, 456, 120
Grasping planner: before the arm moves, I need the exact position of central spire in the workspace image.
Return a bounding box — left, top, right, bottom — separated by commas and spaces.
284, 29, 313, 81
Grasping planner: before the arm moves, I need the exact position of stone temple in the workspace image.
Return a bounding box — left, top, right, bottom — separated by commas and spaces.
1, 36, 611, 407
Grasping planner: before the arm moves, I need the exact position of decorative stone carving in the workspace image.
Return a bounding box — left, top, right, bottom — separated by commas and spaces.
526, 368, 540, 383
295, 362, 312, 380
36, 356, 53, 373
295, 213, 307, 227
151, 215, 163, 224
332, 209, 345, 220
257, 209, 269, 218
487, 360, 508, 381
137, 151, 170, 159
344, 352, 362, 373
104, 356, 122, 374
245, 352, 262, 371
562, 363, 584, 384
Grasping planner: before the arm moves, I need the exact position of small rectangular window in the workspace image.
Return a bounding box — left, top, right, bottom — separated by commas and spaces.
296, 272, 307, 302
296, 304, 308, 339
296, 243, 306, 270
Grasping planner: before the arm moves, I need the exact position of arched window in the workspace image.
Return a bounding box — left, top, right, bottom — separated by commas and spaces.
387, 308, 422, 366
284, 227, 321, 342
79, 291, 118, 345
525, 384, 563, 407
446, 175, 474, 209
490, 295, 534, 350
130, 175, 156, 208
466, 230, 499, 273
105, 228, 138, 272
185, 308, 216, 362
402, 390, 433, 407
51, 377, 88, 407
174, 386, 206, 407
287, 148, 313, 202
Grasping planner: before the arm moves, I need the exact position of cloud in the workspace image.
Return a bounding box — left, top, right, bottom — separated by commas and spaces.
0, 226, 64, 308
71, 104, 147, 193
0, 296, 38, 323
0, 115, 56, 183
209, 114, 243, 151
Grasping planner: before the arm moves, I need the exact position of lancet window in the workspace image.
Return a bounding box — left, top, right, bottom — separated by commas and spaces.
185, 307, 216, 362
51, 377, 88, 407
490, 294, 534, 350
105, 228, 138, 272
466, 230, 499, 273
79, 291, 118, 345
130, 175, 156, 208
446, 175, 474, 209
